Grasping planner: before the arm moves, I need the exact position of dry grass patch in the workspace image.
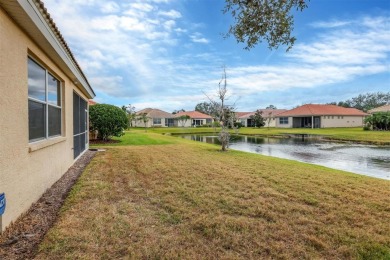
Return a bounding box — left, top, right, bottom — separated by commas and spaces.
37, 141, 390, 259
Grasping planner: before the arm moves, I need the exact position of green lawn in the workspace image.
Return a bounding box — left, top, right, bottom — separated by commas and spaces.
38, 132, 390, 259
90, 131, 179, 146
134, 127, 390, 145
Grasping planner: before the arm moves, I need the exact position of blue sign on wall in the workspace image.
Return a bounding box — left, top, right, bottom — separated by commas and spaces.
0, 193, 5, 215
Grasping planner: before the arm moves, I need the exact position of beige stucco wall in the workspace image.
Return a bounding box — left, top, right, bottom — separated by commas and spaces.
177, 118, 209, 128
241, 117, 277, 127
321, 116, 365, 128
275, 117, 293, 128
0, 8, 89, 231
133, 117, 170, 128
274, 115, 365, 128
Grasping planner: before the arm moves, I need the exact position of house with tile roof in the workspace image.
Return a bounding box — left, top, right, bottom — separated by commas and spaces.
238, 109, 287, 127
134, 108, 175, 127
275, 104, 368, 128
175, 111, 213, 127
368, 104, 390, 114
0, 0, 95, 231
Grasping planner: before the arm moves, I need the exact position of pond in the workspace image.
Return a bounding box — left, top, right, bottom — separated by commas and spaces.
179, 134, 390, 180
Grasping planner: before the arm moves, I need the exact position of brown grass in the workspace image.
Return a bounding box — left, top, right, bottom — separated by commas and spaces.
37, 139, 390, 259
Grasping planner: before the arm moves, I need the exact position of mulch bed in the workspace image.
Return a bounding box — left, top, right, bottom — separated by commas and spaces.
0, 150, 96, 260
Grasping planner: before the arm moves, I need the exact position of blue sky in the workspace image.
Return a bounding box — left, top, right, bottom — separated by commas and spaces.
43, 0, 390, 112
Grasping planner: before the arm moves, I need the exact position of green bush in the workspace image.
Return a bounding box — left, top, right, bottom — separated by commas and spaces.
89, 104, 128, 141
212, 121, 221, 127
364, 112, 390, 131
234, 122, 242, 129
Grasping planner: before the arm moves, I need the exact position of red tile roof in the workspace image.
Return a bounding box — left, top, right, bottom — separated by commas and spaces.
235, 112, 252, 117
88, 100, 97, 105
368, 104, 390, 113
33, 0, 93, 95
239, 109, 287, 118
276, 104, 368, 117
175, 111, 212, 119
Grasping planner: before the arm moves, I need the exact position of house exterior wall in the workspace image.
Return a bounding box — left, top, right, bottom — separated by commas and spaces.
0, 8, 89, 231
176, 118, 209, 127
275, 115, 365, 128
133, 117, 171, 128
241, 117, 276, 127
275, 117, 293, 128
320, 116, 365, 128
264, 117, 277, 127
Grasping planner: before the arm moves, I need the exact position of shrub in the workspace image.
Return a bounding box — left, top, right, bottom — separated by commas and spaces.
234, 122, 242, 129
212, 121, 221, 128
89, 104, 128, 141
364, 112, 390, 131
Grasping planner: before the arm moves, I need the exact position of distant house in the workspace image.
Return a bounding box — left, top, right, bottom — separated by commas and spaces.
0, 0, 95, 231
239, 109, 287, 127
88, 100, 97, 106
368, 104, 390, 114
134, 108, 175, 127
175, 111, 213, 127
275, 104, 368, 128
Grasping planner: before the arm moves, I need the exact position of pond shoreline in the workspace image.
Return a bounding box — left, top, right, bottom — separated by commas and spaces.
177, 133, 390, 180
168, 132, 390, 146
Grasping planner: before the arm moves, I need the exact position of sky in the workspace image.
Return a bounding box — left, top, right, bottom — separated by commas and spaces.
42, 0, 390, 112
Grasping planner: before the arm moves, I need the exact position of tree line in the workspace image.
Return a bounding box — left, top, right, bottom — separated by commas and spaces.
327, 92, 390, 112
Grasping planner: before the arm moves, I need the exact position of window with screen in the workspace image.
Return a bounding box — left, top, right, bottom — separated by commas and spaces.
28, 57, 62, 142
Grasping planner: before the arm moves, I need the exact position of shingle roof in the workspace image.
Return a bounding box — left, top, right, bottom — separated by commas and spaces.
175, 111, 212, 119
276, 104, 368, 117
368, 104, 390, 113
137, 108, 174, 118
239, 109, 287, 119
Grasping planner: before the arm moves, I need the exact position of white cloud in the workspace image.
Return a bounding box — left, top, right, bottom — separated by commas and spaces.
158, 9, 182, 19
175, 27, 187, 33
129, 3, 154, 12
100, 1, 120, 13
40, 0, 390, 111
311, 20, 351, 28
163, 20, 176, 31
190, 32, 209, 43
224, 16, 390, 96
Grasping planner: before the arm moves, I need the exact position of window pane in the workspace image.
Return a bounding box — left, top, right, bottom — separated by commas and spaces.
29, 100, 46, 141
80, 133, 86, 152
28, 58, 46, 101
80, 98, 86, 133
73, 93, 80, 135
74, 135, 80, 159
48, 73, 61, 106
49, 106, 61, 137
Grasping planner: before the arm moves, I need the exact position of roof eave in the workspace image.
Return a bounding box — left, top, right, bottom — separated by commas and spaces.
3, 0, 95, 98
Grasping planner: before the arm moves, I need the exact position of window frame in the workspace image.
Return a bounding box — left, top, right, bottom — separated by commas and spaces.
279, 117, 289, 125
153, 118, 162, 125
28, 56, 63, 143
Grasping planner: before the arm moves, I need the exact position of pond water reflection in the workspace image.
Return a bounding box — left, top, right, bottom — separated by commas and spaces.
179, 134, 390, 180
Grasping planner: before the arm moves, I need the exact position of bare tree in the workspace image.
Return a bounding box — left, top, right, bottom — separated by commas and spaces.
204, 67, 236, 151
137, 113, 150, 132
176, 115, 191, 127
122, 104, 136, 128
218, 68, 230, 151
266, 111, 272, 130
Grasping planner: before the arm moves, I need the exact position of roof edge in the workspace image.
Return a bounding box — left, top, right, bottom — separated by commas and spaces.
17, 0, 95, 98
